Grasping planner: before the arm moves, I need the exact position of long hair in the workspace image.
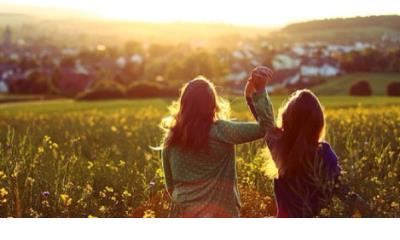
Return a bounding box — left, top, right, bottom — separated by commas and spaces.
274, 89, 325, 178
161, 76, 230, 151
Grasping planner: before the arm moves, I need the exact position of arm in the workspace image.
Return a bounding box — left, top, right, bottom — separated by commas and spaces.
246, 96, 258, 119
213, 90, 274, 145
333, 178, 369, 216
245, 79, 258, 119
245, 66, 273, 121
161, 149, 174, 197
322, 143, 369, 216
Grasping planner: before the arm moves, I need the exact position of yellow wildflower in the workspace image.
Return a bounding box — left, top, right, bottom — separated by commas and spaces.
143, 209, 155, 218
84, 184, 93, 195
99, 191, 106, 198
60, 194, 72, 206
105, 186, 114, 193
99, 205, 106, 213
43, 135, 51, 142
37, 146, 44, 154
144, 152, 152, 161
87, 161, 94, 170
0, 188, 8, 198
0, 171, 6, 180
118, 160, 126, 167
122, 190, 132, 198
26, 177, 35, 186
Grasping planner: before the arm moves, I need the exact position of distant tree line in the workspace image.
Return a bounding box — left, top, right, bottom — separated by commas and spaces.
5, 42, 236, 98
339, 48, 400, 72
283, 15, 400, 33
4, 36, 400, 98
76, 82, 180, 100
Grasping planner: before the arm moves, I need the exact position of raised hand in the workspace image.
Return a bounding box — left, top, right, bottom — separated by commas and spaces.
249, 66, 273, 91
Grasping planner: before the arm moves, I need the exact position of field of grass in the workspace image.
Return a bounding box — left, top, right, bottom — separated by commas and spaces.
0, 96, 399, 217
0, 94, 61, 104
312, 73, 400, 95
2, 95, 400, 114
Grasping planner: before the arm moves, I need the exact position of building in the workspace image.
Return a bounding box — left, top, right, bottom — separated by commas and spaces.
272, 54, 301, 70
0, 81, 8, 92
225, 70, 247, 82
300, 58, 340, 77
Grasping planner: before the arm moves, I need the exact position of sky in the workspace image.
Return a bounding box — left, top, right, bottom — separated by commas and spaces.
1, 0, 400, 26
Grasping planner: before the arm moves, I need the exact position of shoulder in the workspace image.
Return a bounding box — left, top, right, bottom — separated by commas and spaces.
318, 142, 336, 157
318, 141, 340, 173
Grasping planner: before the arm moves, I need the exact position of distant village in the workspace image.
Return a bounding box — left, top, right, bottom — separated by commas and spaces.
0, 25, 399, 96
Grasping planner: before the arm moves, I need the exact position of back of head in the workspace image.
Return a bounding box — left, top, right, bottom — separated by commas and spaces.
275, 89, 325, 177
162, 76, 228, 151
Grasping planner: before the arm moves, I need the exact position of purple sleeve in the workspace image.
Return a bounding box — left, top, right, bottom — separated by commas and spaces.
320, 142, 341, 179
321, 142, 368, 213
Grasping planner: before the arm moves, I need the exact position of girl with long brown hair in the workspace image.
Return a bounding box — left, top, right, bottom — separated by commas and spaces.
161, 67, 274, 217
249, 89, 367, 217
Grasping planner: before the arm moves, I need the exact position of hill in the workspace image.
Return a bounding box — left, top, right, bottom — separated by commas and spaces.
311, 73, 400, 95
0, 10, 271, 47
281, 15, 400, 43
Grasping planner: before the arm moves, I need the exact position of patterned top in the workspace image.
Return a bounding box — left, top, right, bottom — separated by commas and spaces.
162, 91, 274, 217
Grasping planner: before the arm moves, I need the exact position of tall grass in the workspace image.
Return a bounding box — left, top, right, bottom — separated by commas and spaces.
0, 104, 399, 217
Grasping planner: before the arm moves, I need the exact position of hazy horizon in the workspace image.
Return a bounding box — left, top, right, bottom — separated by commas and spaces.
1, 0, 400, 27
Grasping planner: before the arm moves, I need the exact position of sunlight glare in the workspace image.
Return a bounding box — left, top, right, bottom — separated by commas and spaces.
3, 0, 400, 26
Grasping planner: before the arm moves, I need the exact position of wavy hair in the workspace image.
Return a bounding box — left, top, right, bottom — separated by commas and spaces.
274, 89, 325, 177
161, 76, 230, 151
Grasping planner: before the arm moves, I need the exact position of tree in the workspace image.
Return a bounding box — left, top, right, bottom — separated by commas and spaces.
349, 80, 372, 96
148, 44, 171, 59
259, 45, 276, 67
9, 71, 52, 94
77, 80, 125, 100
121, 60, 145, 83
387, 82, 400, 96
126, 82, 179, 98
165, 48, 227, 83
124, 41, 143, 55
60, 57, 75, 69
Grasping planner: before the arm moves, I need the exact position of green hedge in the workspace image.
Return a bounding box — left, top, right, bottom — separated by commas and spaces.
387, 82, 400, 96
77, 81, 179, 100
349, 80, 372, 96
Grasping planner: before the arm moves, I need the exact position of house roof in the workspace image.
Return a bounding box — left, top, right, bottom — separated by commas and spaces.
271, 69, 299, 84
57, 69, 93, 93
301, 57, 339, 67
